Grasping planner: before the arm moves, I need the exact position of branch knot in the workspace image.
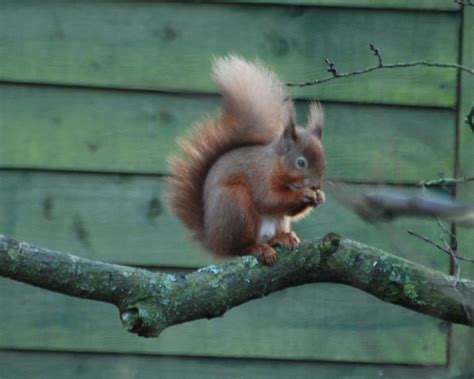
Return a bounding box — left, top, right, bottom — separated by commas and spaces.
465, 105, 474, 132
369, 43, 383, 67
319, 233, 341, 257
325, 58, 338, 77
120, 303, 167, 338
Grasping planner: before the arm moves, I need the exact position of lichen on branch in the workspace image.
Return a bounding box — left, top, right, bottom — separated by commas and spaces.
0, 233, 472, 337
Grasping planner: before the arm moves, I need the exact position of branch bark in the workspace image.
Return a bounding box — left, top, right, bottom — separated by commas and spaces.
0, 233, 472, 337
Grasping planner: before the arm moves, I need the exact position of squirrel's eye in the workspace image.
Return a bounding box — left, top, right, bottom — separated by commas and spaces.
295, 156, 308, 169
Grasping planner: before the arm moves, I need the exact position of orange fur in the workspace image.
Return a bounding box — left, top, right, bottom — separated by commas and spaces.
168, 56, 288, 242
167, 56, 326, 265
206, 173, 261, 256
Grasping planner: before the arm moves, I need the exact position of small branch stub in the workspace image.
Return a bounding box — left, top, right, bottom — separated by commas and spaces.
369, 43, 383, 67
121, 308, 141, 333
466, 105, 474, 132
325, 58, 338, 77
319, 232, 342, 257
120, 305, 167, 337
417, 176, 474, 188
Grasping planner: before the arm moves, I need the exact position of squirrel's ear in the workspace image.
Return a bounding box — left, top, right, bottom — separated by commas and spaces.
307, 102, 324, 139
282, 97, 297, 141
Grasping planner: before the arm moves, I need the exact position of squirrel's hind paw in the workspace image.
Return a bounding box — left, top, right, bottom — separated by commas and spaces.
247, 244, 277, 266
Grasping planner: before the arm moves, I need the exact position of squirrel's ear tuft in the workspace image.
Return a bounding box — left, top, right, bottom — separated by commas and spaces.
281, 96, 296, 134
277, 102, 297, 154
307, 102, 324, 139
282, 117, 297, 142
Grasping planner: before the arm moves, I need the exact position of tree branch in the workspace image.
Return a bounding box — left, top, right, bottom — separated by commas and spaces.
408, 229, 474, 264
327, 182, 474, 227
284, 43, 474, 88
0, 233, 472, 337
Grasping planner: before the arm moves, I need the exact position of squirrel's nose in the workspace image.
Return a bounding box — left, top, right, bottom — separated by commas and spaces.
311, 185, 320, 191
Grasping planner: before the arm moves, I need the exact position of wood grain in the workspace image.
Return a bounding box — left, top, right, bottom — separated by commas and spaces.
0, 2, 459, 106
0, 84, 455, 181
0, 170, 452, 270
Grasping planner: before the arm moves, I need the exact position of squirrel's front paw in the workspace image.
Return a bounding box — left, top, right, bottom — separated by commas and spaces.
315, 189, 325, 207
269, 231, 300, 250
302, 188, 317, 207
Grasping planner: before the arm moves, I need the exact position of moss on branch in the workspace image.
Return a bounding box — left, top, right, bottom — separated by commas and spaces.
0, 233, 472, 337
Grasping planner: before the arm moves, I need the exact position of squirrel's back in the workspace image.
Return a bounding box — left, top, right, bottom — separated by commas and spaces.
167, 55, 288, 241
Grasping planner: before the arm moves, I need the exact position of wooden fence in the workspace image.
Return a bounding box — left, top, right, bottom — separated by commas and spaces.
0, 1, 472, 378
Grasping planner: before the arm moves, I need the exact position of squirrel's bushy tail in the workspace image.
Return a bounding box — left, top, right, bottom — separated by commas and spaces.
168, 55, 287, 241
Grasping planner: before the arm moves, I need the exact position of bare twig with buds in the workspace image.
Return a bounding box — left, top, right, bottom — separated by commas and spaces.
285, 43, 474, 88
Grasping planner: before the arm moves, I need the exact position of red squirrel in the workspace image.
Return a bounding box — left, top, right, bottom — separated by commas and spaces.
168, 56, 326, 265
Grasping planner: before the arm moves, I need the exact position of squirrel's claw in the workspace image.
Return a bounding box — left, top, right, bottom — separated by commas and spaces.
315, 189, 326, 207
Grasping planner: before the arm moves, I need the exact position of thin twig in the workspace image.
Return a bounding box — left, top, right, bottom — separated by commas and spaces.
437, 218, 457, 248
285, 44, 474, 88
437, 218, 472, 322
417, 176, 474, 188
414, 180, 473, 321
408, 228, 472, 322
408, 229, 448, 255
407, 230, 474, 263
436, 219, 460, 280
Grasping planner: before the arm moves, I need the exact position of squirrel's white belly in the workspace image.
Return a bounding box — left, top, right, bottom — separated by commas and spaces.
258, 216, 278, 242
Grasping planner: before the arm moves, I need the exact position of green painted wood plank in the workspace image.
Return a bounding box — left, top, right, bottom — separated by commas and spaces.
0, 84, 455, 181
0, 170, 453, 271
0, 2, 459, 107
205, 0, 459, 11
0, 171, 211, 268
0, 171, 451, 363
0, 277, 448, 363
0, 172, 452, 363
0, 0, 459, 11
0, 351, 451, 379
449, 7, 474, 378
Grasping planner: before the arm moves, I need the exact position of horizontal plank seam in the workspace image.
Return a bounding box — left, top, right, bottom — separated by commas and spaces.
0, 348, 449, 367
163, 0, 460, 13
0, 79, 457, 111
0, 167, 460, 187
